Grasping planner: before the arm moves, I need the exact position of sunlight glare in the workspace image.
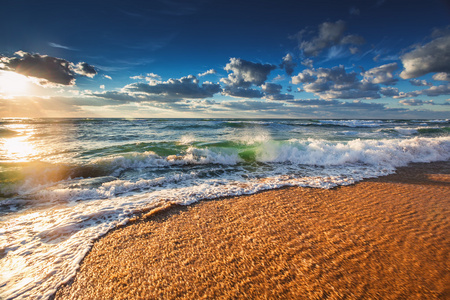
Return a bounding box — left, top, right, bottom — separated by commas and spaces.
0, 71, 30, 96
2, 136, 37, 161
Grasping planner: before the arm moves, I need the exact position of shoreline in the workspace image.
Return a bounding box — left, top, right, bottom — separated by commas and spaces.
54, 160, 450, 299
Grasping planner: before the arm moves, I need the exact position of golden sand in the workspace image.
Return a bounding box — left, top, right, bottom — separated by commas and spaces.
54, 161, 450, 299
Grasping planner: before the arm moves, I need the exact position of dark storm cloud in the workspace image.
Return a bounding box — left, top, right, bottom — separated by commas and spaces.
293, 20, 365, 57
400, 31, 450, 79
125, 75, 222, 100
0, 51, 96, 85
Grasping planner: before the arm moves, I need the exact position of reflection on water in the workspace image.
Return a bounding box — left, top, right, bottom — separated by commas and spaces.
1, 136, 37, 162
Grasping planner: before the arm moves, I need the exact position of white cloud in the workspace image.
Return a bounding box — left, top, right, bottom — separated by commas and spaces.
198, 69, 217, 77
291, 65, 380, 100
400, 31, 450, 79
362, 63, 398, 85
221, 58, 277, 88
399, 99, 434, 106
432, 72, 450, 81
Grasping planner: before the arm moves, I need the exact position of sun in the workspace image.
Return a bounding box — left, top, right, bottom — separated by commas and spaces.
0, 71, 30, 96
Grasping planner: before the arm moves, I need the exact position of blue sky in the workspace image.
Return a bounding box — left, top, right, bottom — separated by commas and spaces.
0, 0, 449, 118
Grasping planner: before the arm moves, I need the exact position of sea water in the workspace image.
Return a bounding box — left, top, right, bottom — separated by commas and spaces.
0, 118, 449, 299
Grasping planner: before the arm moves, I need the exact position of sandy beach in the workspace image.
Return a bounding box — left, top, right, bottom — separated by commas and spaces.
54, 161, 450, 300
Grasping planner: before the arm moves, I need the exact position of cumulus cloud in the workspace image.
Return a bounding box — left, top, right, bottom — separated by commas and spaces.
362, 63, 398, 85
261, 83, 294, 100
301, 58, 313, 68
0, 51, 96, 85
400, 31, 450, 79
432, 72, 450, 81
220, 58, 276, 98
399, 99, 434, 106
198, 69, 217, 77
125, 75, 221, 101
409, 79, 432, 86
393, 83, 450, 98
280, 54, 297, 76
221, 58, 276, 88
293, 20, 365, 57
71, 62, 97, 78
419, 83, 450, 96
380, 87, 400, 97
291, 65, 379, 100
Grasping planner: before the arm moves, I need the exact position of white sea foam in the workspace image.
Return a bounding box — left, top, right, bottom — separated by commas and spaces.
1, 135, 450, 299
318, 119, 384, 127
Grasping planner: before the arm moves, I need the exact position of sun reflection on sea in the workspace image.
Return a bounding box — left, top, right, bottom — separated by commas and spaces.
1, 130, 37, 162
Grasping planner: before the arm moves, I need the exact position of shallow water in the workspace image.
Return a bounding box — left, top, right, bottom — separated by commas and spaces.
1, 118, 450, 299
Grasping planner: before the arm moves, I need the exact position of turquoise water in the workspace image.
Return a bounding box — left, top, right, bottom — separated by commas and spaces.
1, 118, 450, 299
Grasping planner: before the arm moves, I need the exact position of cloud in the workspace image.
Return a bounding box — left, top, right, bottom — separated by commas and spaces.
293, 20, 365, 57
220, 100, 286, 112
380, 87, 400, 97
419, 83, 450, 96
104, 75, 112, 80
48, 42, 77, 51
261, 83, 294, 100
362, 63, 398, 85
0, 51, 96, 85
71, 62, 97, 78
393, 83, 450, 98
400, 31, 450, 79
221, 86, 264, 98
409, 79, 432, 86
280, 54, 296, 76
399, 99, 434, 106
221, 58, 277, 88
100, 85, 105, 89
130, 73, 161, 81
301, 58, 313, 68
125, 75, 221, 101
291, 65, 379, 100
432, 72, 450, 81
198, 69, 217, 77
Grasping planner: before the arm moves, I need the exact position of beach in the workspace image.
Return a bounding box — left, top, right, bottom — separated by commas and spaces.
53, 160, 450, 299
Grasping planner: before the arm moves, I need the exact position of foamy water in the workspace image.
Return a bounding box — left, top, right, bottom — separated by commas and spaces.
1, 118, 449, 299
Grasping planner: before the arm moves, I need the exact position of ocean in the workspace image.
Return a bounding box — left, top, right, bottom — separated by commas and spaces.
1, 118, 450, 299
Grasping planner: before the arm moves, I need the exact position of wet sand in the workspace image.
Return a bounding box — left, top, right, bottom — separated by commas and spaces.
54, 161, 450, 299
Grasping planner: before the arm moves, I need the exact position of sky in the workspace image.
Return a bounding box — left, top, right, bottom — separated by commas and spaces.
0, 0, 450, 119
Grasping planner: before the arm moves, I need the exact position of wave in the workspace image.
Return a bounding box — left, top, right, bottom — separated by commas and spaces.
0, 128, 19, 137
